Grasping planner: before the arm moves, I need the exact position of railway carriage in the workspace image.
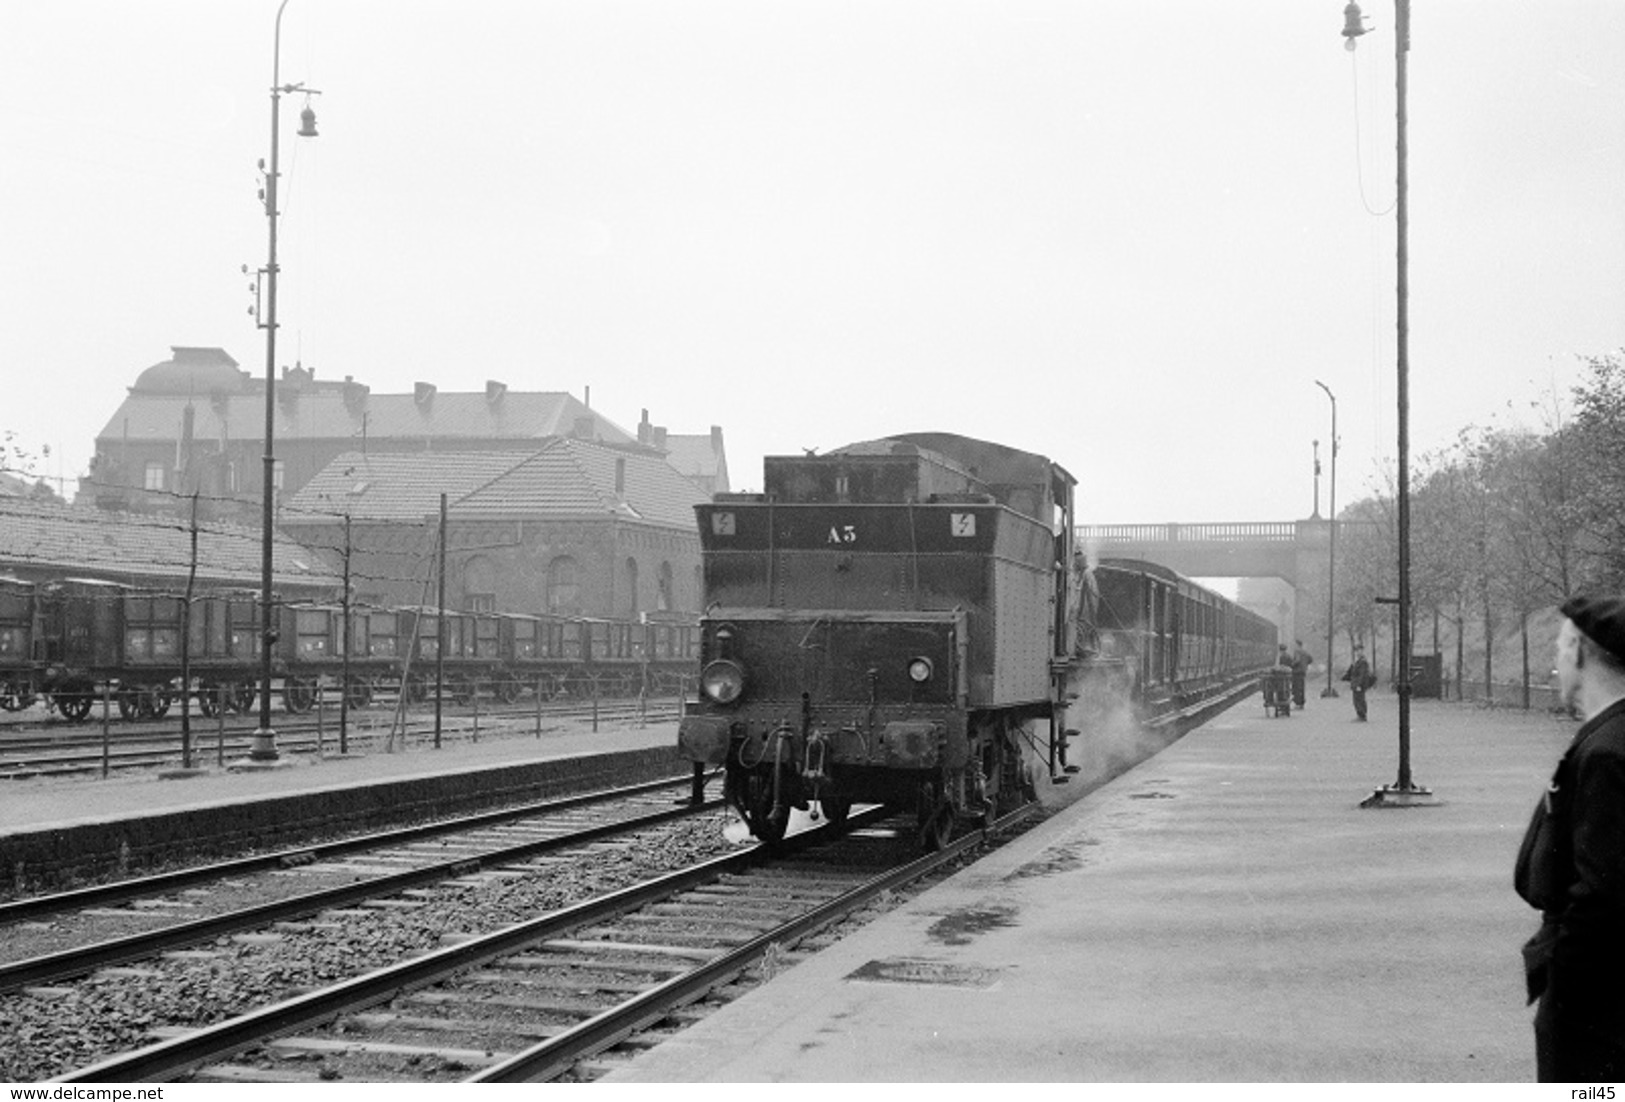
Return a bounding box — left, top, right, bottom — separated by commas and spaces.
0, 576, 36, 711
0, 577, 701, 723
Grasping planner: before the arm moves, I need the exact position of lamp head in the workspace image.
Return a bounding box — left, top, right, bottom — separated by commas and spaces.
298, 104, 319, 138
1341, 2, 1369, 49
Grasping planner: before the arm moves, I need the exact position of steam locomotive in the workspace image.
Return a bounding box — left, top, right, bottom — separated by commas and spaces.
677, 432, 1276, 848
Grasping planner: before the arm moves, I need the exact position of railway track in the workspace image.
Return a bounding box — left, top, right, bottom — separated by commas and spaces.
53, 802, 1039, 1083
0, 696, 681, 779
1, 777, 720, 984
0, 778, 743, 1081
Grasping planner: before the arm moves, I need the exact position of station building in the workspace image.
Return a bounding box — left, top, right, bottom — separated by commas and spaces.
282, 439, 708, 620
83, 347, 729, 519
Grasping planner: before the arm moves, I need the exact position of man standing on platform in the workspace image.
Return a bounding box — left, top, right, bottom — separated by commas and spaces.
1290, 639, 1313, 708
1343, 645, 1371, 721
1516, 595, 1625, 1082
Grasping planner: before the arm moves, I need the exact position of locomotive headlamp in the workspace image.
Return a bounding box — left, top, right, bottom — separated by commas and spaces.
907, 657, 934, 683
701, 659, 747, 704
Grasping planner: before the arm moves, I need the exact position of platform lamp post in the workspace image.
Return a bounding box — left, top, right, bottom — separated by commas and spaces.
1315, 380, 1339, 699
249, 0, 320, 763
1341, 0, 1433, 806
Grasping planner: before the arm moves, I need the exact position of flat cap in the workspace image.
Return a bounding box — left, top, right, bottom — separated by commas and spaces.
1561, 595, 1625, 663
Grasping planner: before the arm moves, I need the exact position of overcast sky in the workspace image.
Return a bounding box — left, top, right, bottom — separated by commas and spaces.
4, 0, 1621, 523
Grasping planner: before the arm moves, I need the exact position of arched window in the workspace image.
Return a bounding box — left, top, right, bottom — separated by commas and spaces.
464, 554, 496, 612
657, 561, 674, 612
624, 558, 639, 617
548, 555, 580, 615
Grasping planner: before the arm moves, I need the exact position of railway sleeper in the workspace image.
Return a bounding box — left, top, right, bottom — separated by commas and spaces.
403, 990, 605, 1017
461, 970, 654, 996
266, 1036, 514, 1066
342, 1012, 561, 1041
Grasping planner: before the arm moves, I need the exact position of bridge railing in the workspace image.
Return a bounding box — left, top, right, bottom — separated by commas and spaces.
1076, 522, 1301, 544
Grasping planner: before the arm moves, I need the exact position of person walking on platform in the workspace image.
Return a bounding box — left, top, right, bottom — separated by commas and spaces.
1516, 595, 1625, 1082
1342, 645, 1372, 720
1290, 639, 1313, 708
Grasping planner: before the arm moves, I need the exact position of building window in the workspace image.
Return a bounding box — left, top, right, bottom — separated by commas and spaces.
657, 561, 674, 612
144, 462, 166, 491
463, 555, 497, 612
548, 555, 580, 615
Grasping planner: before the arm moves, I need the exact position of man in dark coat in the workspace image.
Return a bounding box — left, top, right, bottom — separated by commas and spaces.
1290, 639, 1313, 708
1517, 594, 1625, 1081
1343, 645, 1371, 721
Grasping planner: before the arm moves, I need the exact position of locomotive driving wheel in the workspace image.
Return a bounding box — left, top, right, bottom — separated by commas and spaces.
818, 794, 852, 828
729, 767, 789, 846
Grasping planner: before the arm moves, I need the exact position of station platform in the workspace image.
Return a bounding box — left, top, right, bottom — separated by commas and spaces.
0, 717, 685, 889
607, 691, 1573, 1083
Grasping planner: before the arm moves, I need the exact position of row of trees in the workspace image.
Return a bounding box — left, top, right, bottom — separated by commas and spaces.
1330, 351, 1624, 699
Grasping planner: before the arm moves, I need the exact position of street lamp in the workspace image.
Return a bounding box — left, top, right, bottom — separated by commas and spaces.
1315, 380, 1338, 699
1342, 0, 1433, 806
249, 0, 320, 763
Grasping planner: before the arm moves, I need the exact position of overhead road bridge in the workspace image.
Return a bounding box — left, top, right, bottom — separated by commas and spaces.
1074, 521, 1322, 586
1074, 520, 1339, 643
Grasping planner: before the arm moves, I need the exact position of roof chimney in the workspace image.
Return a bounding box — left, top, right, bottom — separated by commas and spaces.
652, 427, 667, 449
414, 382, 436, 410
485, 380, 507, 405
638, 408, 651, 444
343, 376, 370, 414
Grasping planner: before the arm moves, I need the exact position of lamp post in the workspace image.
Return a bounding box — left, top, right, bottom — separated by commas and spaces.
1315, 380, 1338, 698
249, 0, 319, 762
1342, 0, 1433, 805
1312, 439, 1321, 518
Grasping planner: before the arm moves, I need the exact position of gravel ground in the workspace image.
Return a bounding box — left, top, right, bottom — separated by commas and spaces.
0, 812, 737, 1082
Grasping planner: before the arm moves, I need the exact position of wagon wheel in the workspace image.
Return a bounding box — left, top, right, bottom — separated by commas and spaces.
494, 675, 521, 705
916, 782, 955, 852
533, 674, 557, 702
227, 682, 256, 714
282, 677, 315, 715
344, 677, 373, 710
117, 687, 141, 722
143, 685, 172, 720
54, 691, 93, 722
450, 677, 474, 706
196, 683, 221, 718
0, 683, 34, 711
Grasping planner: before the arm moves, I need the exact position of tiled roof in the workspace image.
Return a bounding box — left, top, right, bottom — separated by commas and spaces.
662, 433, 727, 483
0, 497, 337, 590
96, 389, 636, 448
285, 452, 529, 522
286, 439, 708, 532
